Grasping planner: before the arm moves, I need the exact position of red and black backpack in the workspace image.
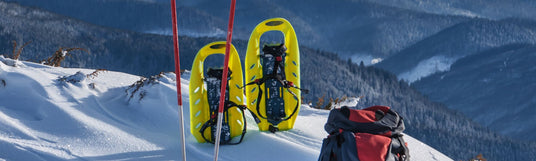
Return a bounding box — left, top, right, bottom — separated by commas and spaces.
318, 106, 409, 161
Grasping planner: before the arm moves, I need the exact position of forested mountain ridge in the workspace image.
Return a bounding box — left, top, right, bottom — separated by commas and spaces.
413, 44, 536, 141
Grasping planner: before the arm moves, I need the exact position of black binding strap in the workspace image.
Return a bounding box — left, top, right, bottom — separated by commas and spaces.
199, 68, 247, 145
245, 77, 300, 121
240, 43, 308, 132
198, 101, 247, 145
242, 74, 303, 133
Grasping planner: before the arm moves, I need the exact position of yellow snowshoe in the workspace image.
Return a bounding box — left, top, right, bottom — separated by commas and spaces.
189, 41, 246, 144
244, 18, 307, 132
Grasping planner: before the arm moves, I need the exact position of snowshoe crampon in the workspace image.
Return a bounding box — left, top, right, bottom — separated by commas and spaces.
189, 41, 246, 144
245, 18, 304, 132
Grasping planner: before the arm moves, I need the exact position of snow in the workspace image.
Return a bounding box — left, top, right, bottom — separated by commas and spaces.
398, 55, 457, 83
0, 57, 452, 161
371, 58, 383, 65
329, 96, 362, 109
348, 54, 383, 65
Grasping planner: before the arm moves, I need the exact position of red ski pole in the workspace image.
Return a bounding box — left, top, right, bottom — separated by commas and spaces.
214, 0, 236, 160
170, 0, 186, 160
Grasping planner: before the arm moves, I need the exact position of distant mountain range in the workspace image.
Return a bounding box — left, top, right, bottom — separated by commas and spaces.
371, 14, 536, 143
0, 0, 211, 76
3, 0, 230, 37
376, 18, 536, 82
4, 0, 471, 61
413, 43, 536, 141
361, 0, 536, 20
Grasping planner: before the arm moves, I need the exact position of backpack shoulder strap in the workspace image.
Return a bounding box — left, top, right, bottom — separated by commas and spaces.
393, 135, 410, 161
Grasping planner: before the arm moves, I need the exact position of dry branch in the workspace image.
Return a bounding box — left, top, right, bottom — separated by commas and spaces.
11, 40, 31, 60
87, 69, 108, 79
44, 47, 89, 67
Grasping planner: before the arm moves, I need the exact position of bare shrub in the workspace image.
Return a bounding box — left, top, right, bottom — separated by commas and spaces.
313, 94, 326, 109
312, 95, 364, 110
125, 73, 164, 102
57, 71, 86, 84
11, 40, 31, 60
44, 47, 89, 67
87, 69, 108, 79
89, 83, 96, 89
469, 154, 487, 161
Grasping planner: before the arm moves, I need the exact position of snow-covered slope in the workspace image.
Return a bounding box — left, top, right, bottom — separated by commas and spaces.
0, 57, 452, 161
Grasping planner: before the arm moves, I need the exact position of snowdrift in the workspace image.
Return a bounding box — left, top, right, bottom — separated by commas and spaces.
0, 56, 452, 161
